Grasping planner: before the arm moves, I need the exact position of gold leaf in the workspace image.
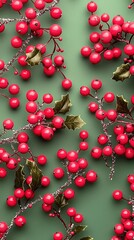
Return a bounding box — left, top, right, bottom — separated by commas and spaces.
116, 95, 130, 114
64, 115, 86, 130
112, 63, 131, 81
14, 165, 25, 190
26, 48, 42, 66
53, 94, 72, 114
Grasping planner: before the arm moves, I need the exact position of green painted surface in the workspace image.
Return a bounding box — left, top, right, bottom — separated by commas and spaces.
0, 1, 134, 239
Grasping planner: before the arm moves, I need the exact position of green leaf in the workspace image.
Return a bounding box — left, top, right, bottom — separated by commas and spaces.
53, 94, 72, 114
55, 194, 68, 208
64, 115, 86, 130
14, 165, 26, 190
73, 225, 87, 234
26, 160, 43, 191
26, 47, 42, 66
116, 95, 130, 114
112, 63, 131, 81
80, 237, 94, 240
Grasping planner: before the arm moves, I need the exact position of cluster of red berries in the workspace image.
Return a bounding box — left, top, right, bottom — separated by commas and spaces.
80, 78, 134, 178
81, 1, 134, 75
0, 0, 72, 92
0, 80, 20, 109
111, 174, 134, 240
0, 131, 97, 240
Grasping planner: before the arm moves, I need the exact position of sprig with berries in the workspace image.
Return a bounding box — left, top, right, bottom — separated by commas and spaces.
111, 174, 134, 240
81, 1, 134, 82
0, 132, 96, 240
80, 79, 134, 179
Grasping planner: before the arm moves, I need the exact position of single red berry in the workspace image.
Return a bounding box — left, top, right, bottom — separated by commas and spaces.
67, 150, 78, 162
126, 231, 134, 239
17, 132, 29, 143
14, 188, 25, 199
16, 21, 28, 35
61, 78, 72, 90
90, 32, 100, 43
104, 92, 115, 103
0, 77, 8, 89
74, 213, 83, 223
14, 216, 26, 227
54, 55, 64, 66
53, 167, 64, 179
6, 196, 17, 207
43, 193, 55, 205
102, 146, 113, 156
114, 144, 125, 155
52, 116, 64, 129
37, 155, 47, 165
110, 24, 122, 37
79, 142, 89, 151
34, 0, 45, 9
130, 183, 134, 191
88, 102, 99, 112
24, 189, 34, 199
100, 30, 112, 44
86, 170, 97, 182
26, 176, 32, 185
124, 44, 134, 56
3, 119, 14, 130
41, 127, 54, 141
127, 174, 134, 184
95, 109, 107, 120
107, 109, 117, 121
42, 203, 52, 212
41, 176, 50, 187
64, 188, 75, 199
18, 143, 29, 154
26, 101, 37, 113
66, 207, 76, 217
125, 124, 134, 133
50, 7, 62, 19
11, 0, 23, 11
6, 158, 18, 170
80, 86, 90, 96
0, 60, 5, 70
74, 176, 86, 187
20, 69, 31, 80
78, 158, 88, 169
29, 19, 41, 31
112, 48, 122, 58
26, 90, 38, 101
87, 1, 98, 12
117, 134, 128, 145
0, 168, 7, 178
44, 108, 55, 118
112, 190, 123, 200
42, 93, 53, 104
91, 79, 102, 90
94, 43, 104, 53
49, 24, 62, 37
44, 65, 56, 76
98, 134, 108, 145
114, 125, 124, 135
89, 52, 101, 64
8, 84, 20, 95
121, 209, 131, 219
68, 162, 79, 173
25, 8, 36, 19
9, 98, 20, 109
114, 223, 124, 235
57, 149, 67, 160
80, 46, 92, 57
0, 222, 8, 233
53, 232, 64, 240
11, 36, 22, 48
18, 55, 27, 66
79, 130, 89, 140
88, 14, 100, 26
91, 147, 102, 158
124, 219, 133, 231
101, 13, 110, 22
112, 15, 124, 26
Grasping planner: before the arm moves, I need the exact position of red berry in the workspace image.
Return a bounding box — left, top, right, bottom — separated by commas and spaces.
52, 116, 64, 129
0, 77, 8, 88
101, 13, 110, 22
29, 19, 41, 31
34, 0, 45, 9
11, 36, 22, 48
127, 174, 134, 184
88, 102, 98, 112
124, 219, 133, 231
42, 93, 53, 104
16, 21, 28, 35
50, 7, 62, 19
67, 207, 76, 217
14, 188, 25, 199
17, 132, 29, 143
20, 69, 31, 80
14, 216, 26, 227
37, 155, 47, 165
42, 203, 52, 212
61, 78, 72, 90
6, 196, 17, 207
114, 144, 125, 155
18, 143, 29, 154
74, 176, 86, 187
81, 46, 92, 57
126, 231, 134, 239
53, 167, 64, 179
3, 119, 14, 130
112, 48, 122, 58
49, 24, 62, 37
68, 162, 79, 173
124, 44, 134, 56
80, 86, 90, 96
98, 134, 108, 145
88, 14, 100, 26
74, 213, 83, 223
43, 193, 55, 205
78, 158, 88, 169
121, 209, 131, 219
104, 50, 114, 60
11, 0, 23, 11
41, 127, 54, 140
6, 158, 18, 170
95, 109, 107, 120
91, 147, 102, 159
79, 142, 88, 151
114, 223, 124, 235
0, 60, 5, 70
114, 125, 124, 135
64, 188, 75, 199
89, 52, 101, 64
91, 79, 102, 90
100, 30, 112, 44
25, 189, 34, 199
86, 170, 97, 182
112, 15, 124, 26
41, 176, 50, 187
8, 84, 20, 95
26, 101, 37, 113
44, 65, 56, 76
117, 134, 128, 145
79, 130, 89, 139
103, 146, 113, 156
110, 24, 122, 37
9, 98, 20, 109
0, 168, 7, 178
90, 32, 100, 43
53, 232, 64, 240
67, 150, 78, 162
0, 222, 8, 233
87, 1, 98, 12
107, 109, 117, 121
112, 190, 123, 200
25, 8, 36, 19
57, 149, 67, 160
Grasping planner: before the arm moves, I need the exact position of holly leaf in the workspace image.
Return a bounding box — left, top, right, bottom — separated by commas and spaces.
26, 160, 43, 191
26, 48, 42, 66
112, 63, 131, 81
80, 237, 94, 240
53, 94, 72, 114
73, 225, 87, 234
14, 165, 26, 190
55, 194, 68, 208
116, 95, 130, 114
64, 115, 86, 130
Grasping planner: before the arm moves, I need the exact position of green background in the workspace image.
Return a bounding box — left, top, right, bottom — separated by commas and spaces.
0, 0, 134, 239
